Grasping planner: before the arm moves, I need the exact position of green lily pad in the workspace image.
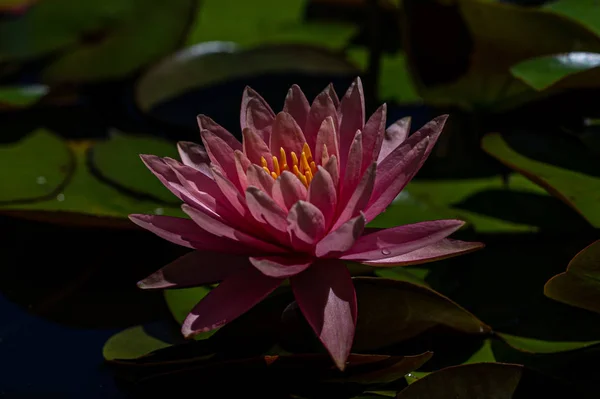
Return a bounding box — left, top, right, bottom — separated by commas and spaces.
103, 325, 173, 361
352, 277, 490, 351
39, 0, 196, 83
0, 85, 48, 108
0, 129, 73, 203
511, 52, 600, 91
135, 42, 359, 112
481, 131, 600, 227
545, 0, 600, 38
545, 240, 600, 315
374, 267, 432, 288
164, 286, 217, 340
396, 363, 576, 398
497, 332, 600, 354
0, 137, 183, 227
90, 132, 181, 204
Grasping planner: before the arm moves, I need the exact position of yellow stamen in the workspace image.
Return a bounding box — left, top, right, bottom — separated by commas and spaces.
271, 171, 278, 179
302, 143, 313, 163
263, 166, 272, 176
305, 169, 313, 185
291, 152, 299, 167
272, 156, 280, 176
279, 148, 288, 171
300, 152, 310, 174
261, 157, 268, 168
310, 161, 317, 174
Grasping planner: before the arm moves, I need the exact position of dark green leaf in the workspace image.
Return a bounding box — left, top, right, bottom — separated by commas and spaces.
135, 42, 359, 112
103, 325, 173, 361
545, 0, 600, 38
0, 85, 48, 108
481, 131, 600, 227
90, 132, 180, 204
0, 129, 73, 203
497, 332, 600, 354
545, 239, 600, 314
511, 52, 600, 91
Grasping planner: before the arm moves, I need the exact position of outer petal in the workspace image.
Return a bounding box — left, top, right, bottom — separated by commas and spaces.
315, 213, 366, 258
362, 238, 484, 267
340, 220, 465, 261
324, 83, 340, 108
270, 112, 306, 156
272, 171, 308, 210
200, 130, 240, 190
338, 130, 363, 208
283, 84, 310, 128
211, 166, 247, 216
291, 259, 357, 371
308, 166, 337, 229
361, 104, 387, 172
242, 127, 273, 168
377, 117, 411, 163
249, 255, 313, 278
140, 154, 189, 203
182, 266, 282, 337
305, 91, 338, 151
245, 186, 289, 235
138, 250, 250, 289
177, 141, 212, 176
338, 77, 365, 169
287, 201, 326, 252
197, 115, 242, 151
234, 150, 252, 190
332, 163, 376, 231
182, 204, 286, 254
241, 86, 276, 142
315, 116, 340, 167
324, 155, 340, 189
246, 164, 275, 195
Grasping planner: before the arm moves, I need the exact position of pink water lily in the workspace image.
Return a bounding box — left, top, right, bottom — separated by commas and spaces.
130, 78, 484, 370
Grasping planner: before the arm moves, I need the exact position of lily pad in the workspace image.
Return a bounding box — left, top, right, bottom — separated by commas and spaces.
511, 52, 600, 91
396, 363, 577, 398
481, 131, 600, 227
135, 42, 359, 112
352, 277, 490, 351
0, 129, 73, 203
90, 132, 181, 204
102, 325, 173, 361
545, 240, 600, 315
0, 137, 183, 227
0, 85, 48, 108
497, 332, 600, 354
163, 286, 217, 341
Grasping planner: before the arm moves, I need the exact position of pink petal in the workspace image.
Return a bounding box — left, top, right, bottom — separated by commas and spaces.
182, 204, 286, 254
140, 154, 187, 202
308, 166, 337, 229
324, 155, 340, 189
210, 166, 247, 216
361, 104, 387, 172
246, 164, 275, 195
197, 115, 242, 151
242, 127, 273, 169
270, 112, 306, 156
364, 137, 429, 222
339, 130, 363, 209
129, 214, 202, 249
377, 117, 411, 163
245, 186, 289, 235
287, 201, 326, 252
250, 255, 313, 278
362, 238, 484, 267
177, 141, 212, 176
182, 266, 282, 337
291, 259, 357, 371
272, 171, 308, 210
315, 116, 340, 167
338, 78, 365, 169
341, 219, 465, 261
240, 87, 276, 142
315, 213, 366, 258
324, 83, 340, 108
138, 250, 250, 289
283, 84, 310, 128
304, 91, 339, 151
200, 130, 240, 190
332, 163, 376, 231
233, 150, 251, 190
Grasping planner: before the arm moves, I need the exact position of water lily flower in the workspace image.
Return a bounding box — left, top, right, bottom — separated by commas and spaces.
130, 78, 484, 370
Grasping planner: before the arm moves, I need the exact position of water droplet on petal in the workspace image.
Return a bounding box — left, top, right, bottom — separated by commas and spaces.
56, 193, 65, 202
154, 207, 164, 215
381, 249, 392, 256
36, 176, 47, 185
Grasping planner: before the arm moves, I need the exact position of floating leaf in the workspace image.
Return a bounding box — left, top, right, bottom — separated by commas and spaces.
0, 129, 73, 203
544, 0, 600, 38
103, 325, 173, 361
90, 132, 180, 204
0, 85, 48, 108
396, 363, 577, 398
481, 131, 600, 227
545, 240, 600, 315
163, 286, 217, 341
135, 42, 358, 112
497, 332, 600, 354
511, 52, 600, 91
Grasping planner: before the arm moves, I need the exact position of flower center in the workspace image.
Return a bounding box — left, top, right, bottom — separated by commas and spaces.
261, 143, 318, 188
